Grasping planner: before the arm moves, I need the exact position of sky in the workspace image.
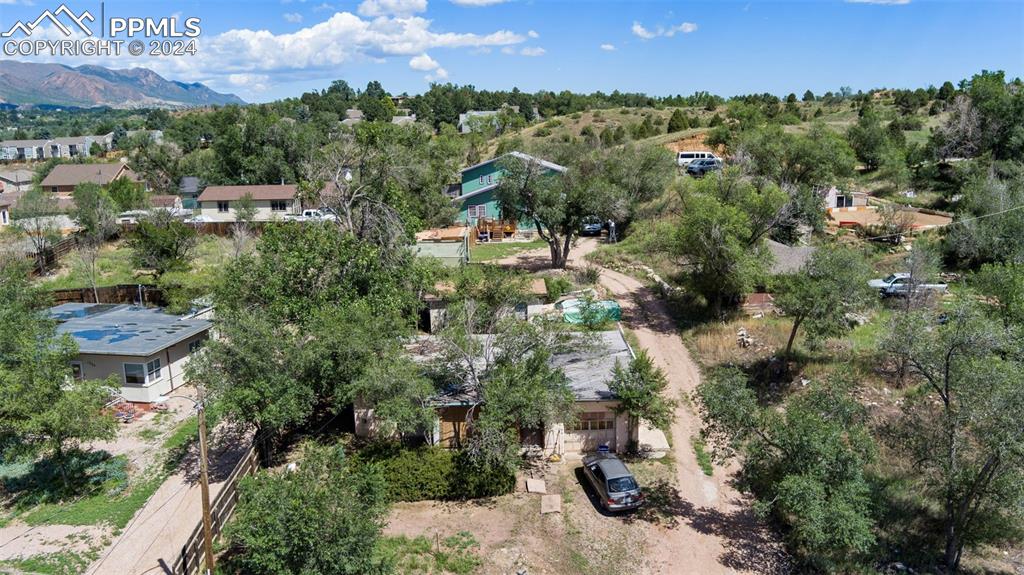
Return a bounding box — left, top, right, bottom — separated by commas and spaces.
0, 0, 1021, 103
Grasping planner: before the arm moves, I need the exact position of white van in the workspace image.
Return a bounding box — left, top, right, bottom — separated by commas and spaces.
677, 151, 720, 167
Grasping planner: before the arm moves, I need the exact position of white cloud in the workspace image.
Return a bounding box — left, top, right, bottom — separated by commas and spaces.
845, 0, 910, 3
283, 12, 303, 23
631, 21, 655, 39
15, 11, 526, 101
409, 52, 440, 70
450, 0, 509, 5
313, 3, 335, 11
357, 0, 427, 17
632, 20, 697, 39
426, 67, 448, 81
520, 46, 545, 56
527, 29, 538, 38
470, 46, 492, 54
600, 43, 615, 51
501, 46, 516, 54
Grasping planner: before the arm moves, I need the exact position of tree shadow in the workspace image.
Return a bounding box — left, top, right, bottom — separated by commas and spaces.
626, 479, 792, 574
177, 424, 252, 485
1, 448, 122, 510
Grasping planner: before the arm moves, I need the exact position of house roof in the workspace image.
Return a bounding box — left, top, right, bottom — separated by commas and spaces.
766, 239, 816, 275
413, 330, 633, 405
149, 195, 180, 208
49, 303, 211, 357
40, 163, 134, 188
460, 151, 568, 176
197, 184, 297, 202
0, 169, 35, 184
0, 139, 48, 148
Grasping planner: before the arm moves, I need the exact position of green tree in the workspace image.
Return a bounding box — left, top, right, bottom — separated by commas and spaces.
846, 108, 890, 169
881, 302, 1024, 571
495, 149, 619, 268
667, 109, 689, 133
128, 210, 198, 277
697, 369, 877, 570
0, 258, 117, 489
225, 442, 390, 575
105, 177, 147, 212
973, 262, 1024, 326
72, 183, 118, 240
11, 188, 61, 275
937, 81, 956, 103
608, 350, 675, 449
775, 245, 874, 357
802, 90, 816, 102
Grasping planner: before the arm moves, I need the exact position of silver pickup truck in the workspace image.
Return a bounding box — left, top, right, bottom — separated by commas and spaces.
869, 273, 948, 297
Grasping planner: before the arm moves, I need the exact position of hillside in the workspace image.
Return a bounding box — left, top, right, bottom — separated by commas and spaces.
0, 60, 244, 109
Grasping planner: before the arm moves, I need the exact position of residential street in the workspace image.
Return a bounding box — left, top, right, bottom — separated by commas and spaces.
498, 238, 788, 574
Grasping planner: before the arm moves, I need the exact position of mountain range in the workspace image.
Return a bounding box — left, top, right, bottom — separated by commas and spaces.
0, 61, 245, 109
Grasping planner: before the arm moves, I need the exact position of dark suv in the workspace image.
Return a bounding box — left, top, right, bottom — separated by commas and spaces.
686, 158, 723, 177
581, 453, 644, 511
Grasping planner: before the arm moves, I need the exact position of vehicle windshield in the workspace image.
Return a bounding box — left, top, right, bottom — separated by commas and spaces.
607, 476, 638, 493
884, 274, 898, 283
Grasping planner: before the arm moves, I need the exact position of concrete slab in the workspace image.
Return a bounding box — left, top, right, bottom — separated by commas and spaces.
525, 478, 546, 494
540, 494, 561, 514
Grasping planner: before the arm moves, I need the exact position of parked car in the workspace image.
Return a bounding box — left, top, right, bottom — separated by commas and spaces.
676, 150, 720, 167
581, 217, 603, 236
686, 158, 723, 177
868, 273, 948, 297
580, 453, 644, 512
288, 209, 339, 222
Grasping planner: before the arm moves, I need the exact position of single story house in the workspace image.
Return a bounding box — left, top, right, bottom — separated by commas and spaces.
357, 330, 669, 457
820, 186, 869, 211
413, 225, 471, 268
49, 303, 211, 404
39, 162, 140, 195
196, 184, 300, 222
0, 169, 36, 193
450, 151, 566, 228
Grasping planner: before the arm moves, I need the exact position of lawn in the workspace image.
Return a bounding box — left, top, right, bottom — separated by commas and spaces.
469, 239, 546, 262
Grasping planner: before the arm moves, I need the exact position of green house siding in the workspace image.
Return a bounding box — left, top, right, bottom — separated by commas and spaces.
456, 189, 502, 223
461, 163, 506, 195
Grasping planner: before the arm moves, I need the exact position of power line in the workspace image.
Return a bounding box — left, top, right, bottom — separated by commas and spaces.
858, 203, 1024, 243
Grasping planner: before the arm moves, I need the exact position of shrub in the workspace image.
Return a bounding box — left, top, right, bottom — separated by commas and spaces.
534, 127, 552, 138
573, 265, 600, 285
544, 276, 573, 302
543, 119, 562, 128
360, 443, 515, 501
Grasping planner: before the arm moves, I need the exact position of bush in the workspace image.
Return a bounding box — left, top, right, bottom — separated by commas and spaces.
360, 443, 515, 501
573, 265, 600, 285
534, 127, 552, 138
544, 276, 573, 302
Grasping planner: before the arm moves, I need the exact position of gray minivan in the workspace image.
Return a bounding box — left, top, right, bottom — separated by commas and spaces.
676, 150, 720, 167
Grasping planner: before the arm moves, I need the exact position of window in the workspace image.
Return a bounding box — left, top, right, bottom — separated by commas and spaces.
124, 363, 146, 385
70, 361, 83, 381
217, 201, 229, 213
188, 339, 204, 354
146, 359, 162, 381
1, 209, 7, 225
270, 200, 287, 212
570, 412, 616, 431
467, 205, 487, 219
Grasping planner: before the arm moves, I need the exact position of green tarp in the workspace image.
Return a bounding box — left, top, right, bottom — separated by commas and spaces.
559, 298, 622, 324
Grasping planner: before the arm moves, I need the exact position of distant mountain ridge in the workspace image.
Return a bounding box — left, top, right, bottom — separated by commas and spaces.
0, 61, 245, 109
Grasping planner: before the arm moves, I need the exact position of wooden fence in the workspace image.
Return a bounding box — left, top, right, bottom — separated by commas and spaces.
172, 444, 259, 575
48, 283, 167, 306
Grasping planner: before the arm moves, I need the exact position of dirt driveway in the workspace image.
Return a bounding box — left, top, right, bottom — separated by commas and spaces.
392, 238, 789, 574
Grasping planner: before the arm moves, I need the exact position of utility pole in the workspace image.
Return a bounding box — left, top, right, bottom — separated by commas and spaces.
197, 387, 216, 575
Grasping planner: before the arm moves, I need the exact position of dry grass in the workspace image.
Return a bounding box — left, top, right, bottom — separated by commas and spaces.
687, 317, 794, 368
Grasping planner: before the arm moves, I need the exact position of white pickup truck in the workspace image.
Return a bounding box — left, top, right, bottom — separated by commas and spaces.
287, 209, 338, 222
868, 273, 948, 297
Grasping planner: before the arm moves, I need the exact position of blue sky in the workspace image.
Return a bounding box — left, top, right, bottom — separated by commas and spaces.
1, 0, 1021, 102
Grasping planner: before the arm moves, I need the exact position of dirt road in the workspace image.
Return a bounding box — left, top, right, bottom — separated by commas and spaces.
497, 239, 787, 574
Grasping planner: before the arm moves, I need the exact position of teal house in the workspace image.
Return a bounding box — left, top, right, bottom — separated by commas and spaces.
451, 151, 567, 226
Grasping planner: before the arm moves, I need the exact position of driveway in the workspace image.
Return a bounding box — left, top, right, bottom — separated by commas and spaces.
498, 238, 788, 574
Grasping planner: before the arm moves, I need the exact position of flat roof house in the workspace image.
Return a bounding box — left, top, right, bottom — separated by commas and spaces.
39, 162, 139, 195
451, 151, 566, 230
196, 184, 300, 222
49, 303, 211, 404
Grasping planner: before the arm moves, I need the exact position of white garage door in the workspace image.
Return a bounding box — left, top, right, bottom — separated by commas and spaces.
564, 411, 616, 453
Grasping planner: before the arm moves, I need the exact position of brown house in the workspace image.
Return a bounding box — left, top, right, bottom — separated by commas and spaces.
196, 184, 300, 222
40, 163, 140, 195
